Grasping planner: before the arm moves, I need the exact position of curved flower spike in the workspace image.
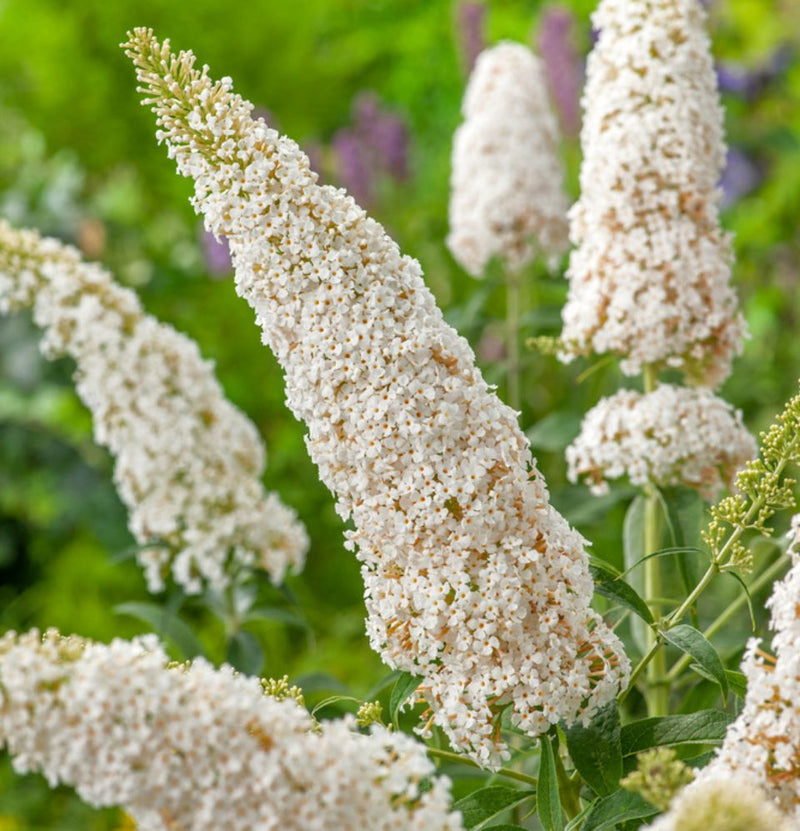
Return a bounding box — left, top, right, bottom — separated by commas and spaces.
560, 0, 746, 387
125, 28, 629, 767
0, 630, 462, 831
0, 221, 308, 593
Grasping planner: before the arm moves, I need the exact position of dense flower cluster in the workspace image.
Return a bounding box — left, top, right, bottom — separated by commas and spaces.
693, 554, 800, 820
560, 0, 745, 386
566, 384, 756, 499
644, 774, 791, 831
0, 221, 307, 593
126, 29, 629, 766
0, 630, 462, 831
447, 42, 569, 276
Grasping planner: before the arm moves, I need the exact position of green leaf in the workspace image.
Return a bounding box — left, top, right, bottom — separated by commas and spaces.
620, 711, 734, 756
226, 630, 264, 676
114, 601, 204, 659
364, 669, 402, 700
622, 495, 649, 652
660, 487, 705, 608
564, 701, 622, 796
722, 570, 756, 630
526, 412, 581, 452
389, 672, 423, 727
537, 736, 563, 831
482, 826, 530, 831
453, 787, 536, 830
590, 563, 654, 625
663, 624, 729, 702
582, 790, 657, 831
310, 694, 361, 717
726, 669, 748, 698
243, 606, 309, 629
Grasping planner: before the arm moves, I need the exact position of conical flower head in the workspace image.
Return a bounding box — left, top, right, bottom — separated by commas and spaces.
0, 629, 463, 830
0, 221, 308, 593
447, 42, 569, 276
560, 0, 745, 387
694, 554, 800, 820
125, 28, 629, 767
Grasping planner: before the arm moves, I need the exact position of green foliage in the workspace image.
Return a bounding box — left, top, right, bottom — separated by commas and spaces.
564, 702, 623, 797
454, 787, 536, 830
0, 0, 799, 825
537, 735, 564, 831
704, 386, 800, 572
620, 711, 735, 756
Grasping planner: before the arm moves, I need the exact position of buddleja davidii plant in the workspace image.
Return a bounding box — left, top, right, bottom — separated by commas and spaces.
500, 387, 800, 830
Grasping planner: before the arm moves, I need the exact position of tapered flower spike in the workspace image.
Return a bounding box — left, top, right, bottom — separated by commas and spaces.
447, 42, 569, 276
686, 553, 800, 820
0, 630, 463, 831
125, 27, 629, 767
560, 0, 746, 387
567, 384, 756, 500
0, 221, 308, 594
644, 554, 800, 829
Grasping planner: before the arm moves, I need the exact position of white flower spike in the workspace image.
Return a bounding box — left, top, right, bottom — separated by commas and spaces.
126, 28, 629, 766
0, 629, 463, 831
560, 0, 745, 387
447, 42, 569, 276
0, 221, 308, 594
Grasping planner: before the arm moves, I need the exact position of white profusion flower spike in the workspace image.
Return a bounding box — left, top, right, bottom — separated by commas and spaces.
0, 221, 308, 594
691, 553, 800, 820
643, 774, 792, 831
447, 42, 569, 276
0, 630, 463, 831
560, 0, 746, 387
125, 28, 629, 767
567, 385, 756, 500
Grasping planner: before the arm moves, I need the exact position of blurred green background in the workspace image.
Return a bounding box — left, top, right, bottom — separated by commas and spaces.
0, 0, 798, 826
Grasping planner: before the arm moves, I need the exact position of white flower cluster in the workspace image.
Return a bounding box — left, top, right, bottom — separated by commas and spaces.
447, 42, 569, 276
0, 221, 307, 593
789, 514, 800, 553
126, 29, 629, 767
691, 554, 800, 820
644, 774, 791, 831
0, 630, 462, 831
560, 0, 745, 386
645, 555, 800, 829
566, 384, 756, 500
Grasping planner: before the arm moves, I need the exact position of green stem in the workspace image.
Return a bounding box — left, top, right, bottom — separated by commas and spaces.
426, 747, 538, 788
665, 553, 789, 682
554, 746, 581, 819
641, 366, 668, 715
506, 268, 521, 413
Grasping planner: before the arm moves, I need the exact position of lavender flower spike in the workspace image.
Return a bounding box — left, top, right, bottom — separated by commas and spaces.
125, 28, 629, 767
537, 5, 582, 137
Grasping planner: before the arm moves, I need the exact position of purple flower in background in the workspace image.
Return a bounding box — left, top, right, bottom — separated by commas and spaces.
333, 93, 410, 207
354, 92, 410, 182
456, 2, 487, 74
201, 227, 232, 277
716, 45, 794, 100
719, 148, 761, 208
332, 128, 375, 206
538, 5, 583, 137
